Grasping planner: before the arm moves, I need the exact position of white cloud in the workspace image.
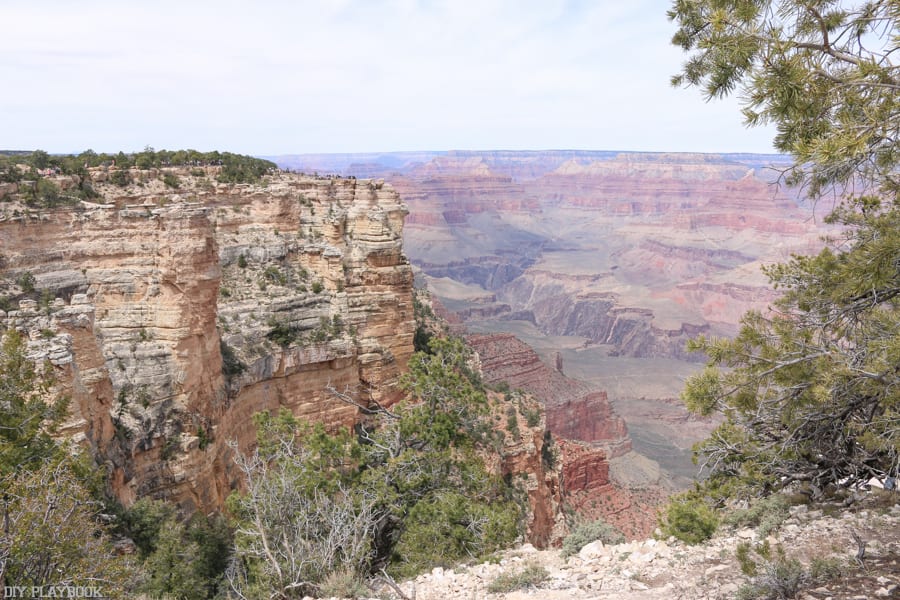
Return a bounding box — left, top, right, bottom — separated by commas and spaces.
0, 0, 776, 154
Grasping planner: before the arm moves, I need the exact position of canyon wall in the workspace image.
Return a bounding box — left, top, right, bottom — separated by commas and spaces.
466, 333, 628, 454
0, 169, 414, 511
465, 333, 663, 538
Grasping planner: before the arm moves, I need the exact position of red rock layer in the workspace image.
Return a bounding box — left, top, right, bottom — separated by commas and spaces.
467, 332, 629, 453
558, 439, 663, 539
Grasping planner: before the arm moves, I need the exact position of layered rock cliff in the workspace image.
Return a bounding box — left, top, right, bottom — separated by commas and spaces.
465, 333, 663, 538
0, 168, 414, 511
466, 333, 628, 453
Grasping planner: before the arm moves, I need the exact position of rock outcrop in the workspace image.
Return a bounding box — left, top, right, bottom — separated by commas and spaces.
466, 333, 628, 452
465, 333, 664, 538
0, 169, 414, 511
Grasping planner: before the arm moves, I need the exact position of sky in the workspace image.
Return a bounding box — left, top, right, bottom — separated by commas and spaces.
0, 0, 778, 156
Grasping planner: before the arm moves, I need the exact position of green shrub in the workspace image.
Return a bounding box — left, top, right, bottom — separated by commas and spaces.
120, 499, 233, 600
736, 546, 806, 600
34, 178, 62, 207
162, 172, 180, 188
541, 429, 556, 469
110, 169, 131, 187
487, 563, 548, 593
16, 271, 36, 293
809, 555, 845, 582
317, 567, 369, 599
220, 340, 246, 377
237, 253, 247, 268
266, 321, 300, 347
723, 494, 789, 537
2, 456, 136, 596
561, 517, 625, 557
216, 154, 274, 183
736, 541, 757, 576
414, 325, 434, 353
311, 280, 324, 294
505, 406, 519, 434
262, 265, 287, 285
658, 493, 719, 544
522, 403, 541, 428
197, 427, 212, 450
392, 491, 520, 578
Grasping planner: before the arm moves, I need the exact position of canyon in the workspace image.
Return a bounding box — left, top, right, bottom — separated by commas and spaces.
0, 148, 833, 548
0, 164, 637, 547
275, 150, 830, 483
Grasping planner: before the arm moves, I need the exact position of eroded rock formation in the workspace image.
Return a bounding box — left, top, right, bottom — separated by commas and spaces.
466, 333, 628, 453
465, 333, 662, 538
0, 169, 414, 511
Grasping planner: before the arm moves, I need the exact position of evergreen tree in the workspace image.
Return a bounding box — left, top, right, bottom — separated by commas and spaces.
669, 0, 900, 499
0, 329, 68, 474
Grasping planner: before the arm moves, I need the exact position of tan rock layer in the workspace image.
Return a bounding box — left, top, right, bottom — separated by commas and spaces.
0, 172, 414, 512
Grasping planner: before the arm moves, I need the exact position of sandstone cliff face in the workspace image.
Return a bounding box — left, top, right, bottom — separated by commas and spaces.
464, 333, 663, 538
488, 394, 565, 548
0, 169, 414, 511
466, 333, 628, 453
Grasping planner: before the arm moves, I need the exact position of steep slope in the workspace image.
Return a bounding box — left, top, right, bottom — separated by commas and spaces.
467, 333, 627, 450
466, 333, 669, 538
0, 168, 414, 511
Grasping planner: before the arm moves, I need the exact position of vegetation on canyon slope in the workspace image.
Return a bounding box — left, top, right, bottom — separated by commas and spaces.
668, 0, 900, 517
0, 330, 136, 595
0, 321, 525, 598
225, 336, 523, 598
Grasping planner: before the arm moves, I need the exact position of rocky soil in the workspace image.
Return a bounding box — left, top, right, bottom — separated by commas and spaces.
376, 497, 900, 600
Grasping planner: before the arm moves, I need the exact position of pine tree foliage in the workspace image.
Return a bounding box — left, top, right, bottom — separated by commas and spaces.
0, 330, 68, 474
670, 1, 900, 499
670, 0, 900, 196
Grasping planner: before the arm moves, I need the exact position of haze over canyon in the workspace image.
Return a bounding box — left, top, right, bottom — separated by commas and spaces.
274, 150, 832, 483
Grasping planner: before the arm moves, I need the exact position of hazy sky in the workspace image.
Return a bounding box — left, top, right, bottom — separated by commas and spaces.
1, 0, 778, 155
